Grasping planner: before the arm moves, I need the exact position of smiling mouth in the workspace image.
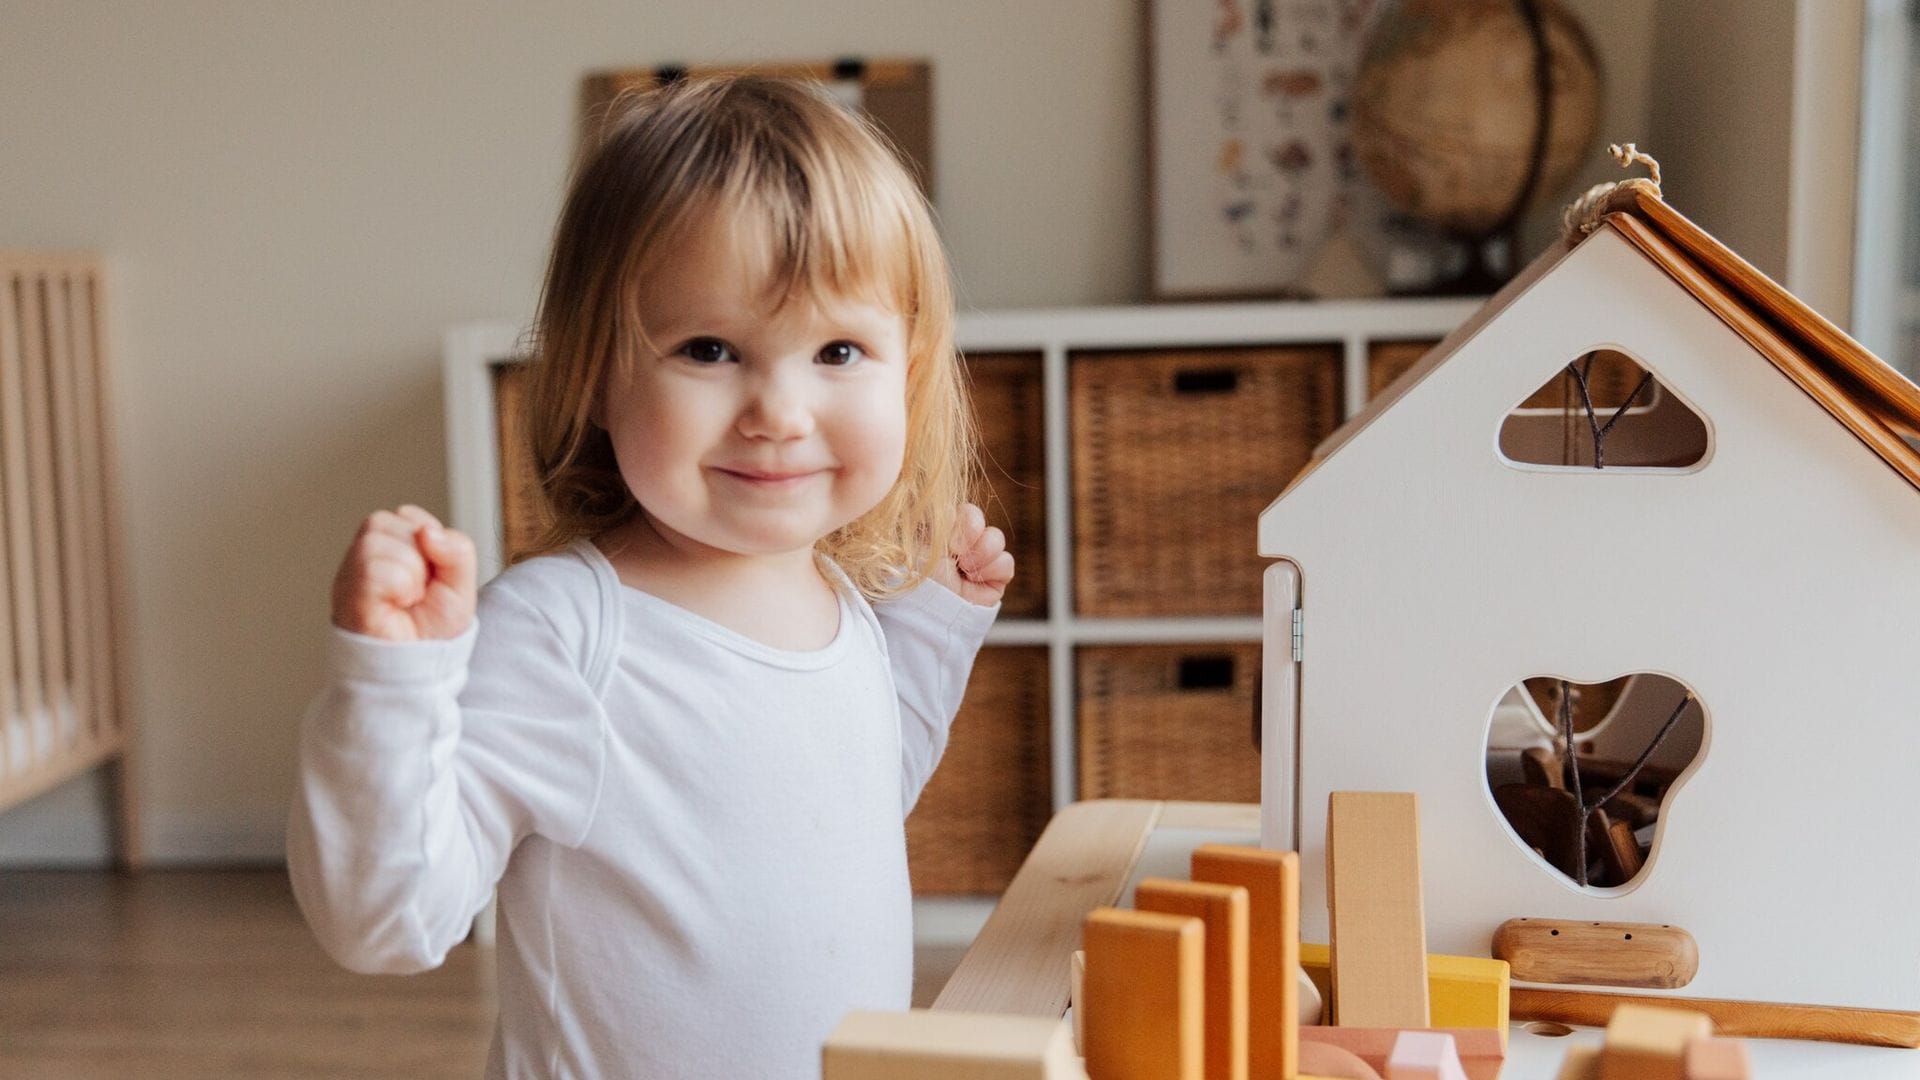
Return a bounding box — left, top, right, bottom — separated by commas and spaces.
715, 467, 824, 485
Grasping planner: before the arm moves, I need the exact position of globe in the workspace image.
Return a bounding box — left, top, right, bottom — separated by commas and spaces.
1349, 0, 1602, 239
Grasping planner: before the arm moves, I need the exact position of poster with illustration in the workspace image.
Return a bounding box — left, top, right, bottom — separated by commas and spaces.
1149, 0, 1375, 298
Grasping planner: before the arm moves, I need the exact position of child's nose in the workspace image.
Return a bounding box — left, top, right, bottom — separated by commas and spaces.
737, 376, 815, 441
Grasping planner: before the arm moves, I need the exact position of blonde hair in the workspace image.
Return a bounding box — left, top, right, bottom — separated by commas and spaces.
520, 75, 975, 600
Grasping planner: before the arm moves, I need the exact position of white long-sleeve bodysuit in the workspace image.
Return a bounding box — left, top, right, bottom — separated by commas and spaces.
286, 539, 998, 1078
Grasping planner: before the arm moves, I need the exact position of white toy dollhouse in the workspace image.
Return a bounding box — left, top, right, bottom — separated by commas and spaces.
1257, 185, 1920, 1018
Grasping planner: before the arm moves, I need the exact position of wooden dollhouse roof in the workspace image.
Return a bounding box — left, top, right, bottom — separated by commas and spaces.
1306, 190, 1920, 493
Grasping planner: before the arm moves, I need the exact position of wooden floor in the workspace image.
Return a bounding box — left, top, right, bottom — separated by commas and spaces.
0, 869, 494, 1078
0, 868, 971, 1078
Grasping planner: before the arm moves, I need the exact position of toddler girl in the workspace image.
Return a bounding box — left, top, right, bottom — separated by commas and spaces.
287, 75, 1013, 1079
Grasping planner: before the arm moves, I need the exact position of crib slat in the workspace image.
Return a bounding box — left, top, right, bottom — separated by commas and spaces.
0, 272, 18, 782
45, 274, 95, 755
68, 272, 115, 747
15, 273, 72, 761
0, 272, 47, 772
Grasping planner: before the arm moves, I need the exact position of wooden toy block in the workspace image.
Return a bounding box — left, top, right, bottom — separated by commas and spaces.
1298, 1040, 1383, 1079
1682, 1035, 1751, 1080
1385, 1030, 1468, 1080
1296, 1027, 1504, 1080
1554, 1045, 1601, 1080
1600, 1003, 1712, 1080
1070, 950, 1085, 1055
1083, 906, 1204, 1080
1191, 844, 1303, 1079
822, 1009, 1085, 1079
1492, 918, 1698, 990
1136, 878, 1250, 1080
1327, 792, 1429, 1029
1298, 945, 1508, 1047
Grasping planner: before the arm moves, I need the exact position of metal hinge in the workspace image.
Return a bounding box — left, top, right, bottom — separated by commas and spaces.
1291, 608, 1304, 662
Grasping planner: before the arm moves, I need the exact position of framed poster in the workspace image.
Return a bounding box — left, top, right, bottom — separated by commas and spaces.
1148, 1, 1372, 299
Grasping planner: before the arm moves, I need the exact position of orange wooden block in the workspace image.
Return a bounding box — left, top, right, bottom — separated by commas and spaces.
1296, 1027, 1504, 1080
1683, 1036, 1751, 1080
1191, 844, 1300, 1080
1601, 1003, 1712, 1080
1555, 1045, 1601, 1080
1327, 792, 1430, 1029
1084, 906, 1204, 1080
1137, 878, 1250, 1080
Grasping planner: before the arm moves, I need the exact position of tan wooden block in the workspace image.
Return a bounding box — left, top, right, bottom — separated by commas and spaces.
1600, 1003, 1713, 1080
1137, 878, 1250, 1080
1682, 1035, 1751, 1080
1555, 1045, 1601, 1080
823, 1009, 1084, 1079
1296, 1027, 1504, 1080
1084, 907, 1204, 1080
1192, 844, 1300, 1080
1327, 792, 1429, 1028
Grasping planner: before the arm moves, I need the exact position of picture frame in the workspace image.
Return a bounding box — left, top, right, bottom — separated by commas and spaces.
1147, 1, 1369, 300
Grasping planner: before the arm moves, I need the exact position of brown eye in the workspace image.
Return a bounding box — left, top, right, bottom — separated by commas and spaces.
818, 341, 865, 367
682, 338, 734, 364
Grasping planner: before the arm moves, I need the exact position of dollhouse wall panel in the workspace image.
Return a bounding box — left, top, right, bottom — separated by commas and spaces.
1260, 229, 1920, 1011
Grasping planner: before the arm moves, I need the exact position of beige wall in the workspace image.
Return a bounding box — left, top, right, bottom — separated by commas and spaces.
0, 0, 1764, 863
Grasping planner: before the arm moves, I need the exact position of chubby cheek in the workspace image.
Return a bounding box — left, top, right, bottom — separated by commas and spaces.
835, 381, 909, 513
608, 394, 708, 515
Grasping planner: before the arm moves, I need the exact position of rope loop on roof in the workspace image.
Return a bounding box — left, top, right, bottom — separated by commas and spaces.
1561, 143, 1665, 242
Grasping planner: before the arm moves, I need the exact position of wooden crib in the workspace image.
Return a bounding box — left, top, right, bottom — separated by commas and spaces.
0, 252, 138, 866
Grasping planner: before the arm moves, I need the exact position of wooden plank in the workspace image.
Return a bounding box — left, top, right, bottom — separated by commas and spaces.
15, 272, 72, 760
823, 1010, 1084, 1079
43, 273, 94, 754
1327, 792, 1429, 1029
1511, 988, 1920, 1048
1191, 844, 1300, 1080
933, 800, 1161, 1015
1084, 907, 1203, 1080
1136, 878, 1249, 1080
0, 271, 48, 770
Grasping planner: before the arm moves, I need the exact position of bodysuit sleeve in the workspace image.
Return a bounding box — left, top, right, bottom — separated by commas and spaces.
871, 579, 1000, 812
286, 576, 609, 975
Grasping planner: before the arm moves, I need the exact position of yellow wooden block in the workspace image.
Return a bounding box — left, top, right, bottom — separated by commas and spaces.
1192, 844, 1301, 1080
1137, 878, 1250, 1080
823, 1009, 1084, 1079
1298, 944, 1510, 1049
1600, 1003, 1712, 1080
1084, 906, 1204, 1080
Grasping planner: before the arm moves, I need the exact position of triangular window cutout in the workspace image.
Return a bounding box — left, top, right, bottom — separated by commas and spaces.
1499, 349, 1710, 469
1485, 674, 1706, 893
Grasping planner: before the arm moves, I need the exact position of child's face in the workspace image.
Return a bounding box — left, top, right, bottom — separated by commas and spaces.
600, 213, 910, 562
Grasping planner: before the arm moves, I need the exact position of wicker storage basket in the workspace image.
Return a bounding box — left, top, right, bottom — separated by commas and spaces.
1076, 643, 1261, 802
491, 360, 551, 561
907, 645, 1052, 893
1070, 346, 1342, 617
965, 352, 1047, 619
1366, 339, 1438, 399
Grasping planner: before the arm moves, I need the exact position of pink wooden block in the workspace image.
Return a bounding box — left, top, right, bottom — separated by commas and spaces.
1386, 1030, 1469, 1080
1683, 1036, 1752, 1080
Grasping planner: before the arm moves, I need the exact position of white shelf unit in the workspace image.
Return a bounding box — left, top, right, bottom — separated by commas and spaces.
446, 298, 1482, 815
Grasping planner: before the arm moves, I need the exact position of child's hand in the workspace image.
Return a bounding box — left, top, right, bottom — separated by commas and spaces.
935, 502, 1014, 607
330, 505, 477, 642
